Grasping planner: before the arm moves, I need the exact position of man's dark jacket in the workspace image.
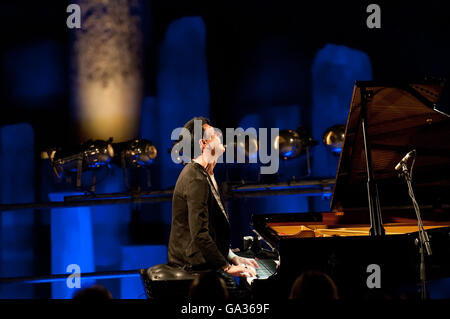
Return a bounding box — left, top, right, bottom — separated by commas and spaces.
168, 162, 230, 270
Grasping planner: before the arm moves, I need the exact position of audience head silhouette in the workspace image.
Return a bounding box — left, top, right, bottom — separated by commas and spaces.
188, 271, 229, 301
290, 270, 338, 300
72, 284, 113, 300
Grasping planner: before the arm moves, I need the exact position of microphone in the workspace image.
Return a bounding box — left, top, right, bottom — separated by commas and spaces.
395, 149, 416, 171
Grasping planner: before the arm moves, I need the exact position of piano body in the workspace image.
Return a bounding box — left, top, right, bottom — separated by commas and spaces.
247, 80, 450, 299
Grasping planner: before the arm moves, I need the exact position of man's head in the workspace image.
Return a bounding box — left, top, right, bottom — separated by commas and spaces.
181, 116, 210, 160
178, 116, 225, 163
188, 271, 229, 301
72, 284, 113, 300
289, 270, 339, 300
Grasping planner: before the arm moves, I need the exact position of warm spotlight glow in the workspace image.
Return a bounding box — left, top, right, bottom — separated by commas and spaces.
72, 0, 143, 142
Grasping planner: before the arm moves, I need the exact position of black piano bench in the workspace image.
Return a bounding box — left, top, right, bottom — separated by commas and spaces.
140, 264, 198, 300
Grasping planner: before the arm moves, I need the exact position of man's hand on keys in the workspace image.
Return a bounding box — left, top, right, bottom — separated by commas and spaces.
225, 264, 257, 277
231, 256, 259, 269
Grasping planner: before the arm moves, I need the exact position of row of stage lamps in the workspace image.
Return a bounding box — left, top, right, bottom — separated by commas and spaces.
171, 124, 346, 164
42, 124, 344, 183
42, 138, 157, 180
222, 124, 346, 162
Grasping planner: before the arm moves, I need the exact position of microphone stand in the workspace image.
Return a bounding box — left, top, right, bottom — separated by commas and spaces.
398, 156, 432, 300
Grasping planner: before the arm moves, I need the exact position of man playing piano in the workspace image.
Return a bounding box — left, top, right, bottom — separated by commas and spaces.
168, 117, 258, 285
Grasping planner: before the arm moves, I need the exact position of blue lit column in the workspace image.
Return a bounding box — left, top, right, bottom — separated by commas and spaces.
0, 124, 35, 298
311, 44, 372, 211
48, 192, 95, 299
155, 17, 211, 242
157, 17, 211, 189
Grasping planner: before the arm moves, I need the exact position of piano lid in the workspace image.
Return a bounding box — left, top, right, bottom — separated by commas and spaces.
331, 80, 450, 213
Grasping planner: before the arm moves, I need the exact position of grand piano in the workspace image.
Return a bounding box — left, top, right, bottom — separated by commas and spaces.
245, 80, 450, 299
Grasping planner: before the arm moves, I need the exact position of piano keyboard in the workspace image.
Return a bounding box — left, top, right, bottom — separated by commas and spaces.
246, 258, 278, 285
255, 258, 278, 279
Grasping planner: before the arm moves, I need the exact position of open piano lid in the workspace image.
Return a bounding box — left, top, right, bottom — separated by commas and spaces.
331, 80, 450, 215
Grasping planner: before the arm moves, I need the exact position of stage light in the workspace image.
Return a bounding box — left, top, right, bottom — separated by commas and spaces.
274, 127, 316, 160
114, 138, 157, 168
50, 139, 114, 177
84, 140, 114, 168
322, 125, 345, 155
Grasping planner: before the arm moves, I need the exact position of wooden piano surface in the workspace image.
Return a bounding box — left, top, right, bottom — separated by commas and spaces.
258, 210, 450, 238
268, 222, 450, 237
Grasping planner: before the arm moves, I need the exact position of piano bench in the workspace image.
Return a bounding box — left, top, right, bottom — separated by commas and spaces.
140, 264, 198, 300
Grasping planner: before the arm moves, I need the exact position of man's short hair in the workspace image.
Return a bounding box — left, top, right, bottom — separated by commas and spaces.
178, 116, 211, 160
188, 271, 229, 301
72, 284, 113, 300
